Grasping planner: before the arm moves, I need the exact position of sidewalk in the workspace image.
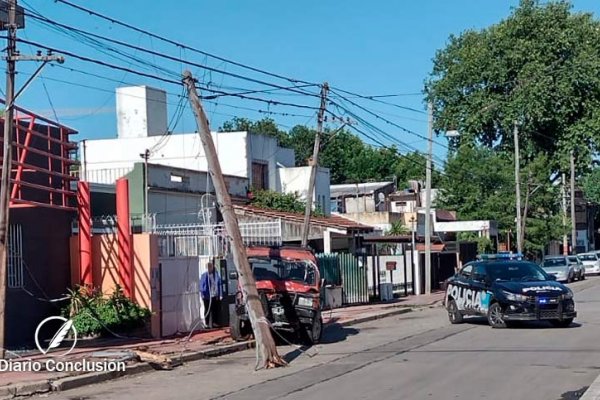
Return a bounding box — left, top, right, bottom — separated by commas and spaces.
0, 291, 444, 398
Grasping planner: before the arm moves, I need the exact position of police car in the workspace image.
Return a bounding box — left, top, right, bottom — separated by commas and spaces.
445, 253, 576, 328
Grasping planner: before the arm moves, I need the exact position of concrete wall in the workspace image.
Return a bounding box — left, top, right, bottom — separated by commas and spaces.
116, 86, 168, 138
123, 162, 248, 225
6, 208, 73, 347
83, 132, 294, 193
342, 212, 404, 233
366, 253, 415, 295
278, 166, 331, 216
70, 233, 161, 338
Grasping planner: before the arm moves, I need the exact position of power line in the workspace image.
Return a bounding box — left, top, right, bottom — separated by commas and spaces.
328, 89, 450, 150
330, 86, 426, 115
52, 0, 317, 86
29, 2, 319, 97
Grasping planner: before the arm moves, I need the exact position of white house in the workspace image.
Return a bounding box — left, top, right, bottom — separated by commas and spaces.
79, 85, 331, 216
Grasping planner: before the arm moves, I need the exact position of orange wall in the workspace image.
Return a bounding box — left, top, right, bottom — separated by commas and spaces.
70, 233, 161, 337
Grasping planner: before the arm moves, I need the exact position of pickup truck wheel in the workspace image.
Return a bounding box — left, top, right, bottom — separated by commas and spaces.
447, 300, 463, 324
550, 318, 573, 328
230, 312, 252, 341
487, 303, 507, 329
301, 313, 323, 345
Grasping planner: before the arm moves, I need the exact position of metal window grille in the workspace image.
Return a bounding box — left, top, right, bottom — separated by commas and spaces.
8, 225, 24, 288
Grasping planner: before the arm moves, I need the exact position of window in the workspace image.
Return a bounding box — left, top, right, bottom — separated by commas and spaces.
460, 264, 473, 278
7, 225, 23, 289
473, 264, 486, 278
251, 162, 269, 190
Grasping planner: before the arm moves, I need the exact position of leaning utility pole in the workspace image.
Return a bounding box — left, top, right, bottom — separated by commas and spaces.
183, 71, 285, 370
300, 82, 328, 248
513, 122, 523, 255
424, 101, 433, 295
0, 0, 62, 358
570, 150, 577, 254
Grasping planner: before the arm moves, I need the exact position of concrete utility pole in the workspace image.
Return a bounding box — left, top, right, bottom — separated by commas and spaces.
183, 71, 285, 370
424, 101, 433, 295
570, 150, 577, 254
0, 0, 62, 358
301, 83, 328, 248
562, 173, 568, 255
140, 149, 150, 229
513, 122, 523, 255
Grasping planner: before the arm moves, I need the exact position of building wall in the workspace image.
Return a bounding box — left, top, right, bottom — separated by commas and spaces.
123, 162, 248, 226
6, 208, 73, 347
277, 166, 331, 216
83, 132, 294, 193
70, 233, 161, 338
116, 86, 168, 138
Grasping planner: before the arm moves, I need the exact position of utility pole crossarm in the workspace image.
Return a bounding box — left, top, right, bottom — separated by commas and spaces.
300, 82, 329, 249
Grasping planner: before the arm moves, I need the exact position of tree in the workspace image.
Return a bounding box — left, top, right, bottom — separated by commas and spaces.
219, 117, 288, 145
386, 220, 409, 236
426, 0, 600, 173
249, 189, 324, 216
438, 145, 563, 257
582, 168, 600, 205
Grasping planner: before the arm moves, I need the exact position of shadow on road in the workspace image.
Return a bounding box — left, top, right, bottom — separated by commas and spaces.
320, 324, 360, 344
559, 386, 589, 400
462, 317, 582, 329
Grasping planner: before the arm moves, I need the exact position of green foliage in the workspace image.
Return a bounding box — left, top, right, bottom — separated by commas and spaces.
249, 189, 324, 217
458, 232, 493, 254
426, 0, 600, 172
583, 168, 600, 205
386, 220, 409, 236
64, 285, 151, 338
440, 145, 563, 256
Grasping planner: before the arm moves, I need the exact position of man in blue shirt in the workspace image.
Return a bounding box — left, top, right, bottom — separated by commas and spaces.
200, 261, 222, 328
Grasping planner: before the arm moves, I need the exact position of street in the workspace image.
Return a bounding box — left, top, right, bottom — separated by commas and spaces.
34, 277, 600, 400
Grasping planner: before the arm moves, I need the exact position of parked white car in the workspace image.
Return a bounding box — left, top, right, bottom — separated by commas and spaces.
579, 252, 600, 275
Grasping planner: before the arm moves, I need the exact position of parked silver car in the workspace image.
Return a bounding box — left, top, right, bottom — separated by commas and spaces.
567, 255, 585, 280
579, 252, 600, 275
541, 256, 575, 283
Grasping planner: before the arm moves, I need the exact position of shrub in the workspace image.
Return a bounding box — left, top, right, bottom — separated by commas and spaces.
63, 285, 151, 338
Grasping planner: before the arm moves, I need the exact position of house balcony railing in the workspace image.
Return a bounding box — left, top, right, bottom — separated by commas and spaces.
70, 166, 134, 185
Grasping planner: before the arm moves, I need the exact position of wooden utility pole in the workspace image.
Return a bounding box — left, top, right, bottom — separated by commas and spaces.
424, 101, 433, 295
301, 83, 328, 248
183, 71, 285, 370
0, 0, 17, 359
570, 150, 577, 254
513, 122, 523, 255
0, 1, 62, 358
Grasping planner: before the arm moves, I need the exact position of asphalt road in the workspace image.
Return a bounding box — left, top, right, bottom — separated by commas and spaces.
38, 277, 600, 400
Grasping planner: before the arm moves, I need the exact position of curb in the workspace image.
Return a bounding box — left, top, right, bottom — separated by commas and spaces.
2, 304, 429, 397
581, 372, 600, 400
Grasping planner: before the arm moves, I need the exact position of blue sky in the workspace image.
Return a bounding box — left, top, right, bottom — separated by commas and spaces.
10, 0, 600, 164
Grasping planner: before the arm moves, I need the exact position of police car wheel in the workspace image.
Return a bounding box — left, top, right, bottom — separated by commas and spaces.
549, 318, 573, 328
447, 300, 463, 324
487, 303, 507, 329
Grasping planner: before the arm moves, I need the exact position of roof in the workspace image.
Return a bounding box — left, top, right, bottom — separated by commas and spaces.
330, 182, 394, 198
234, 205, 374, 231
436, 209, 457, 221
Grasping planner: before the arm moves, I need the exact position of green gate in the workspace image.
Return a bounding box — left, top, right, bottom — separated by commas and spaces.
316, 253, 368, 305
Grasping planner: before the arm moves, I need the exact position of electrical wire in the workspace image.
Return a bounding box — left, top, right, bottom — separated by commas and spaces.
52, 0, 317, 86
